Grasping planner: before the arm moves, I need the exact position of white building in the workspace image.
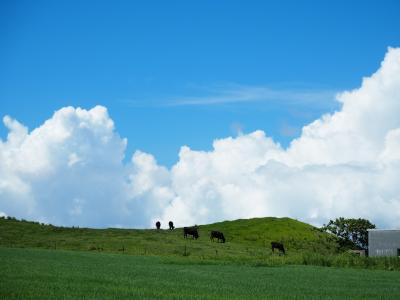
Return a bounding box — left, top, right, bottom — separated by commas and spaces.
368, 229, 400, 257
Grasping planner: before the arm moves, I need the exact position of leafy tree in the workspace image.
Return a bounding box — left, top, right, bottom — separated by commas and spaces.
322, 218, 375, 250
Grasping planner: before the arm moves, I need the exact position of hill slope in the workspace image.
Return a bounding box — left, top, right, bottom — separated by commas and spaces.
0, 216, 337, 260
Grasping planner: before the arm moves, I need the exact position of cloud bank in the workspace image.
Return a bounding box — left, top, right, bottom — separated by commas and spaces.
1, 48, 400, 229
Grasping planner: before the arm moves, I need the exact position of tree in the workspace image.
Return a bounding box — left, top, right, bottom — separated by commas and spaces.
322, 217, 376, 250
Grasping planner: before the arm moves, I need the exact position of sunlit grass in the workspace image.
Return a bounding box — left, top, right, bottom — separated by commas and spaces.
1, 247, 400, 300
1, 216, 400, 270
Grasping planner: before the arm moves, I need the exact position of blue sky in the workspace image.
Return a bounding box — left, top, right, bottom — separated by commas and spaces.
1, 0, 400, 167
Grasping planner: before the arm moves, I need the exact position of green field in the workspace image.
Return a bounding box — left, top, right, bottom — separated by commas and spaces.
1, 216, 400, 270
2, 217, 400, 299
1, 247, 400, 300
0, 216, 337, 259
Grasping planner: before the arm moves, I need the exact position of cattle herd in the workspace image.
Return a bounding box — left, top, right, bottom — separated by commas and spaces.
156, 221, 285, 254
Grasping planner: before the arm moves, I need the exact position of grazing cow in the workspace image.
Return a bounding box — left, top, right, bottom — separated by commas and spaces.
156, 221, 161, 230
168, 221, 175, 230
183, 226, 199, 239
271, 241, 285, 255
210, 231, 226, 243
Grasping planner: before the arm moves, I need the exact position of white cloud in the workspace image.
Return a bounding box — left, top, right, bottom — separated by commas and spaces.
158, 47, 400, 228
0, 106, 129, 227
1, 48, 400, 229
166, 84, 337, 107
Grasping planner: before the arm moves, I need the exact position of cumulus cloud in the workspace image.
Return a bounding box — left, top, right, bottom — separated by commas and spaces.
0, 106, 128, 227
1, 48, 400, 228
157, 47, 400, 229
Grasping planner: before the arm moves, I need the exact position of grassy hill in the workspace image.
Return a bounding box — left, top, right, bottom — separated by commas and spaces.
2, 216, 400, 271
0, 216, 337, 261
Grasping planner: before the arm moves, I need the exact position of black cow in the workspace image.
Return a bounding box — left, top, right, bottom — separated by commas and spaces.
183, 226, 199, 239
155, 221, 161, 230
210, 231, 225, 243
271, 241, 285, 255
168, 221, 175, 230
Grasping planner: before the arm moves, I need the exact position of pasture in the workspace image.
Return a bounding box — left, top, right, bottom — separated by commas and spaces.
1, 247, 400, 300
0, 216, 337, 259
2, 216, 400, 270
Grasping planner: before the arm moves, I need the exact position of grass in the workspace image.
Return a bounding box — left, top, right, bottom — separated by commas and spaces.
0, 216, 337, 258
1, 247, 400, 300
2, 217, 400, 298
2, 216, 400, 271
